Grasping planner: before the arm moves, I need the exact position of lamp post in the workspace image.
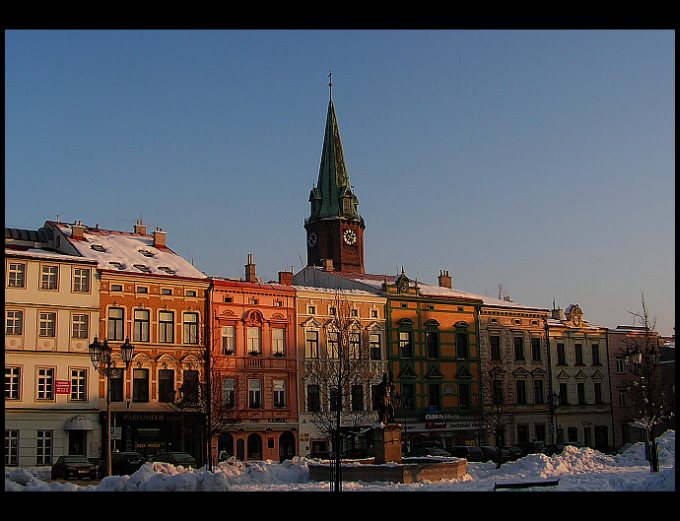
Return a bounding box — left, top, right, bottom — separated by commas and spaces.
550, 392, 561, 445
88, 336, 134, 477
170, 383, 188, 453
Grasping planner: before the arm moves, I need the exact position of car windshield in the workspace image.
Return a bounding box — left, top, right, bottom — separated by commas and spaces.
64, 455, 91, 464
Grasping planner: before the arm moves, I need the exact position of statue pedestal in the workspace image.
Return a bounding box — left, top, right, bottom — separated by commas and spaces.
373, 424, 402, 464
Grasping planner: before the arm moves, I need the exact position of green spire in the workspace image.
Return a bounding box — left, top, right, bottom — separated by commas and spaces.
309, 73, 360, 221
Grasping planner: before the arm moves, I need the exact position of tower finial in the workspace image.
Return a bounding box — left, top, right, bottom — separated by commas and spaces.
328, 70, 333, 99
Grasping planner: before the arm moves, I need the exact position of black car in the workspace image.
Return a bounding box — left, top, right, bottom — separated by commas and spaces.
447, 445, 485, 462
480, 445, 513, 463
542, 443, 565, 456
112, 451, 146, 475
151, 452, 197, 468
51, 455, 99, 480
305, 451, 335, 460
503, 446, 523, 461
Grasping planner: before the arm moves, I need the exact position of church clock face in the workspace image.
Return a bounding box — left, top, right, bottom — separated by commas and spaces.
307, 231, 318, 247
343, 229, 357, 245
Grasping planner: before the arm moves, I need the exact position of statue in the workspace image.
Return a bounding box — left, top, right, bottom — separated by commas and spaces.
375, 372, 395, 424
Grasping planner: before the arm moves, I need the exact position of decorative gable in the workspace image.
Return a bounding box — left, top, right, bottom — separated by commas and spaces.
426, 365, 445, 379
456, 365, 473, 379
398, 365, 418, 379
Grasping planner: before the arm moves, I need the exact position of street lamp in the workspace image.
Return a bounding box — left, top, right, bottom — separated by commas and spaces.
89, 336, 134, 477
550, 392, 561, 445
170, 383, 188, 453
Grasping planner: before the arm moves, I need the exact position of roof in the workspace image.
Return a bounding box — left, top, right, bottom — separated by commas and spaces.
49, 221, 207, 279
5, 247, 98, 264
5, 226, 53, 244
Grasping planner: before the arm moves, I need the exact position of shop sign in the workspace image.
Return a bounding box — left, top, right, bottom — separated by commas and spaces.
55, 380, 71, 394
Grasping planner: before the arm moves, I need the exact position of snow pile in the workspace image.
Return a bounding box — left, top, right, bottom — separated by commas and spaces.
615, 430, 675, 467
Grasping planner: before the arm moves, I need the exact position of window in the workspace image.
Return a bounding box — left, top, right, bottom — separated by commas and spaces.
136, 286, 148, 294
70, 369, 87, 401
351, 385, 364, 411
36, 430, 53, 465
399, 331, 413, 358
514, 337, 524, 360
618, 390, 627, 407
517, 424, 530, 443
456, 332, 469, 359
308, 305, 316, 315
222, 326, 236, 355
426, 331, 439, 358
401, 383, 415, 410
534, 380, 544, 404
577, 383, 586, 405
531, 338, 541, 361
575, 344, 584, 365
247, 326, 261, 354
133, 309, 150, 342
39, 312, 56, 337
516, 380, 527, 405
273, 380, 286, 408
490, 335, 501, 360
459, 383, 471, 410
37, 367, 54, 400
133, 264, 151, 273
162, 288, 172, 295
109, 262, 125, 270
349, 332, 360, 359
591, 344, 601, 366
109, 373, 123, 402
307, 384, 320, 412
133, 369, 149, 402
272, 328, 285, 356
329, 306, 336, 316
535, 424, 546, 443
248, 380, 261, 408
40, 265, 58, 290
492, 379, 503, 405
5, 367, 21, 400
6, 310, 23, 336
567, 427, 578, 443
108, 308, 124, 341
159, 311, 174, 343
351, 308, 359, 317
6, 430, 20, 466
429, 383, 441, 408
370, 309, 378, 319
183, 370, 199, 403
594, 383, 602, 404
557, 343, 566, 365
330, 387, 341, 412
305, 331, 319, 358
249, 297, 258, 305
328, 332, 339, 359
183, 312, 199, 344
369, 333, 381, 360
111, 284, 123, 291
7, 262, 26, 288
559, 383, 568, 405
616, 357, 626, 373
158, 369, 175, 403
222, 379, 236, 408
186, 290, 198, 297
72, 268, 90, 292
72, 314, 89, 339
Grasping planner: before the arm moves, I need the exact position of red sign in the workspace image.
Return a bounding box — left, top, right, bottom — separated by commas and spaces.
55, 380, 71, 394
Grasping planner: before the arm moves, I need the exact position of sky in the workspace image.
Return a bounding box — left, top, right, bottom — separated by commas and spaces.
4, 430, 675, 495
4, 30, 675, 336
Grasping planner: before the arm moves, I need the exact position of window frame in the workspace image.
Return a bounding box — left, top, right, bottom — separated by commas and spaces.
72, 268, 90, 293
71, 313, 89, 339
513, 336, 524, 361
40, 264, 59, 290
36, 430, 53, 465
5, 366, 21, 400
531, 337, 541, 361
108, 307, 125, 341
272, 328, 286, 356
7, 262, 26, 288
69, 368, 88, 402
159, 311, 175, 343
248, 379, 261, 408
132, 368, 150, 403
36, 367, 55, 401
222, 378, 236, 408
305, 330, 319, 359
183, 312, 199, 345
221, 325, 236, 355
247, 326, 262, 355
490, 335, 501, 361
38, 311, 57, 338
5, 309, 23, 336
133, 309, 150, 343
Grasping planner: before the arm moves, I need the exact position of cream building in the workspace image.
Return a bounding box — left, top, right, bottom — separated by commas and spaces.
5, 247, 101, 467
294, 285, 387, 456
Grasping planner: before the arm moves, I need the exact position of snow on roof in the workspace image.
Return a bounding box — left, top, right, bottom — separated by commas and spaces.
52, 222, 206, 279
5, 247, 98, 264
292, 284, 382, 297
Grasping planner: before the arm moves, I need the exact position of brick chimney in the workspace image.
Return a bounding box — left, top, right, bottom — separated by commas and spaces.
152, 227, 166, 248
323, 258, 334, 272
438, 270, 452, 289
278, 271, 293, 286
71, 220, 86, 240
552, 307, 565, 320
134, 219, 147, 235
245, 253, 257, 283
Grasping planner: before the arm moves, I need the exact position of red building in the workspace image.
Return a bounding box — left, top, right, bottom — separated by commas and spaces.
210, 255, 297, 462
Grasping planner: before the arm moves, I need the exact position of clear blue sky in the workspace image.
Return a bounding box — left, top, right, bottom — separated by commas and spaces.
5, 30, 675, 336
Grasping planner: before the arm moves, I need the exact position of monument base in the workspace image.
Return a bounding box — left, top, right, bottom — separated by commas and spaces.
373, 423, 402, 464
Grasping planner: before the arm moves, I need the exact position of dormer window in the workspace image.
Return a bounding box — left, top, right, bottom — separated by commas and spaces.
109, 262, 126, 271
91, 244, 107, 252
138, 249, 155, 258
133, 264, 152, 273
158, 266, 176, 275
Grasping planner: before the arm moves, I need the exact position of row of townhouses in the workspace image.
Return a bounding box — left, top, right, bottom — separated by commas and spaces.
5, 86, 674, 469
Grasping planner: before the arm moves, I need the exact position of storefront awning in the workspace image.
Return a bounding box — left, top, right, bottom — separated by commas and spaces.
64, 415, 94, 431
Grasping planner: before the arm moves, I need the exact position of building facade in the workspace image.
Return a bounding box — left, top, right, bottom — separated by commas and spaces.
548, 304, 613, 451
5, 245, 101, 467
210, 260, 298, 462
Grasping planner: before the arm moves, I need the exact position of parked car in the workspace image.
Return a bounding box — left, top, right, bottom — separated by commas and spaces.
480, 445, 513, 463
446, 445, 485, 462
112, 451, 146, 475
151, 452, 197, 468
305, 451, 336, 460
51, 455, 99, 480
503, 446, 523, 461
409, 446, 452, 457
513, 441, 546, 456
542, 443, 565, 456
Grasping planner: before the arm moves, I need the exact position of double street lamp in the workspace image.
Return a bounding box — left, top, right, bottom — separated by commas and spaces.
550, 392, 561, 445
88, 336, 134, 477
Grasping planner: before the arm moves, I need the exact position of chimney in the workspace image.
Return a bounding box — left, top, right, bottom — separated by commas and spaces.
72, 220, 86, 240
323, 258, 334, 272
278, 271, 293, 286
552, 307, 565, 321
245, 253, 257, 283
134, 219, 147, 235
503, 295, 512, 302
153, 227, 167, 248
438, 270, 452, 289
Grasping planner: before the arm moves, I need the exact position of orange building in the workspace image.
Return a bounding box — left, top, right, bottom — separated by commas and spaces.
210, 256, 297, 462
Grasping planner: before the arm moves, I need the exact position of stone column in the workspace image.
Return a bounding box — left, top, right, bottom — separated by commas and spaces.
373, 424, 402, 464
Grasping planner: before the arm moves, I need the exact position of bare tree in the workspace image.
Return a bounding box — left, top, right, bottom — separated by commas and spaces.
479, 361, 514, 469
621, 295, 673, 472
305, 289, 374, 492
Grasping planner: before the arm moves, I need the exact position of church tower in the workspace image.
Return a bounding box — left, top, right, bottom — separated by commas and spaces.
304, 73, 366, 273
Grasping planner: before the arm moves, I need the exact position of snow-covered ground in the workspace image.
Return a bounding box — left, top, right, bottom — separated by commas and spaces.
5, 431, 674, 493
